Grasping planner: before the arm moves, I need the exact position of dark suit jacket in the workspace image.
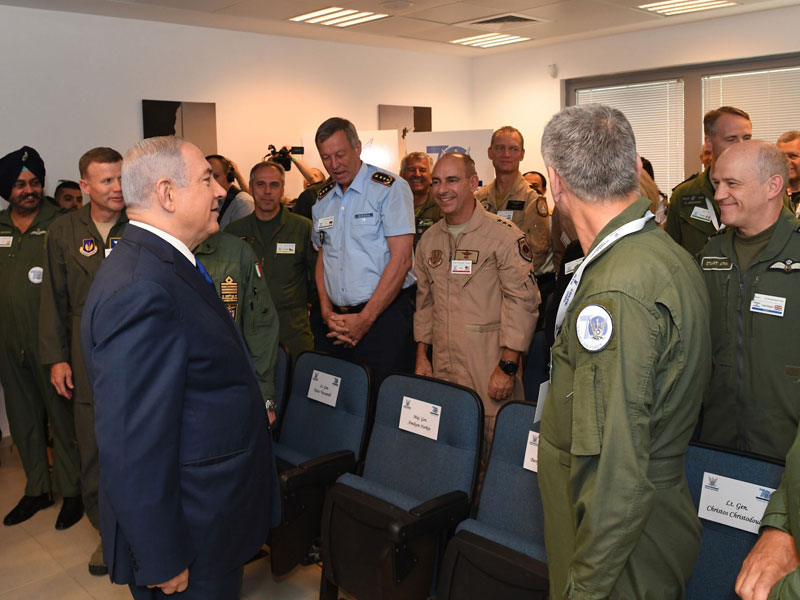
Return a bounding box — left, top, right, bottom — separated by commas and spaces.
81, 224, 280, 586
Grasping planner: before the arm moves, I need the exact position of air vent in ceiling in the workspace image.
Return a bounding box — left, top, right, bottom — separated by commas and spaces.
459, 13, 542, 31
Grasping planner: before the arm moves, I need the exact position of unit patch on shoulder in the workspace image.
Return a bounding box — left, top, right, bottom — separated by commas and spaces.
701, 256, 732, 271
317, 181, 335, 199
517, 237, 532, 262
576, 304, 613, 352
769, 259, 800, 273
371, 171, 395, 187
536, 197, 549, 217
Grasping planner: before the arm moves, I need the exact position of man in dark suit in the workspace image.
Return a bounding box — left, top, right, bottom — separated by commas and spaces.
81, 136, 279, 598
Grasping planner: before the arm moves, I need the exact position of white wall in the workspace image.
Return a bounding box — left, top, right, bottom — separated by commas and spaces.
0, 5, 473, 198
471, 4, 800, 175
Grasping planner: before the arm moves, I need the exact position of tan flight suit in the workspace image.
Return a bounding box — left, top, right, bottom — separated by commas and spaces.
550, 206, 578, 275
414, 200, 540, 450
476, 172, 550, 273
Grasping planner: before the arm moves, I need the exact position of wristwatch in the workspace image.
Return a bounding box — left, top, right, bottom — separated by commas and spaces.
498, 359, 519, 376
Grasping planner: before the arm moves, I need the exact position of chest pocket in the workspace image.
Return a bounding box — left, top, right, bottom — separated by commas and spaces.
353, 211, 378, 226
571, 363, 604, 456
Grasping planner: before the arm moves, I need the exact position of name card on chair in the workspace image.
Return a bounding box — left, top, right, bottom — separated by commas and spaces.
523, 431, 540, 472
698, 472, 775, 534
398, 396, 441, 441
307, 370, 341, 407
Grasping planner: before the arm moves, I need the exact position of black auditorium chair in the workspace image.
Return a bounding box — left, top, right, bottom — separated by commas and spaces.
271, 344, 291, 439
685, 442, 785, 600
268, 351, 371, 576
319, 373, 483, 600
438, 401, 548, 600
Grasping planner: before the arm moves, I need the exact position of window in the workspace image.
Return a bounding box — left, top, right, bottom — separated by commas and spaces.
576, 80, 685, 193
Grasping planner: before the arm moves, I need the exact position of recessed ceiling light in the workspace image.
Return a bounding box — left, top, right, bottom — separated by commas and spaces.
450, 33, 530, 48
290, 6, 390, 27
381, 0, 413, 8
638, 0, 737, 15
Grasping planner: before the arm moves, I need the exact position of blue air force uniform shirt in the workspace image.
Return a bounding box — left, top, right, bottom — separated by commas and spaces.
312, 162, 415, 306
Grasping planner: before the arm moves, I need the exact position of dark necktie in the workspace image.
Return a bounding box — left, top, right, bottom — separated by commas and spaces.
196, 258, 214, 286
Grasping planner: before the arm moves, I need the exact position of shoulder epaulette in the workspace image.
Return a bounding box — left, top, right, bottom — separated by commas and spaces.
495, 217, 513, 229
371, 171, 394, 187
672, 172, 699, 191
317, 181, 335, 199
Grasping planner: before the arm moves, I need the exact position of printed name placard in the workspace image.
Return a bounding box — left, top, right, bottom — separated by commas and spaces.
307, 370, 341, 407
564, 257, 584, 275
497, 210, 514, 221
104, 248, 113, 258
276, 243, 296, 255
451, 259, 472, 274
317, 216, 335, 229
523, 431, 540, 472
750, 293, 786, 317
690, 206, 712, 223
698, 472, 775, 534
0, 236, 12, 248
398, 396, 441, 441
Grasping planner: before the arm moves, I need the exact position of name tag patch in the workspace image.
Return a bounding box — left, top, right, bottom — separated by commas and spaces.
307, 370, 341, 407
317, 216, 335, 230
354, 212, 374, 220
276, 243, 296, 254
690, 206, 712, 223
523, 431, 540, 473
506, 200, 525, 211
454, 249, 479, 263
497, 210, 514, 221
398, 396, 441, 441
576, 304, 613, 352
451, 259, 472, 274
750, 293, 786, 317
701, 256, 732, 271
0, 235, 12, 247
698, 472, 774, 534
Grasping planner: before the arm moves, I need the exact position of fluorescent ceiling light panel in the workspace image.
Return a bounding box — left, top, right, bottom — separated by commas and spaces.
290, 6, 390, 27
638, 0, 737, 14
451, 33, 529, 47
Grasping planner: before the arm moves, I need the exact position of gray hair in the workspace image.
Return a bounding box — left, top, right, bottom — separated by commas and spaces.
249, 160, 285, 186
777, 130, 800, 144
751, 140, 790, 188
541, 104, 638, 203
315, 117, 360, 149
400, 152, 433, 173
122, 136, 187, 210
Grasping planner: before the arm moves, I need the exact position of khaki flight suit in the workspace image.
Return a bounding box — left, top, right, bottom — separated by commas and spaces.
414, 201, 540, 448
539, 198, 711, 600
0, 201, 80, 497
38, 204, 127, 527
476, 171, 550, 273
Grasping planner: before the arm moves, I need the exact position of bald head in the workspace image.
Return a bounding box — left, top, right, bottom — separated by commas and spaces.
431, 153, 479, 225
712, 140, 787, 236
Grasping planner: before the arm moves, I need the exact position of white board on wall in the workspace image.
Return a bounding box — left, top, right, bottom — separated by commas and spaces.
406, 130, 494, 188
300, 129, 403, 176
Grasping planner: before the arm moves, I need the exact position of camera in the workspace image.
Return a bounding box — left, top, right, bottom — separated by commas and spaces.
265, 145, 303, 171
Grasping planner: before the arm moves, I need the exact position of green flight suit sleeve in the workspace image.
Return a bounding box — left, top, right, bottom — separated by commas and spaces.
761, 480, 791, 533
665, 193, 682, 246
566, 291, 669, 600
768, 568, 800, 599
240, 249, 279, 403
39, 225, 71, 365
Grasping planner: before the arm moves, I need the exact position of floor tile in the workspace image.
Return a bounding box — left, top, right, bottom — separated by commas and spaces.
0, 571, 92, 600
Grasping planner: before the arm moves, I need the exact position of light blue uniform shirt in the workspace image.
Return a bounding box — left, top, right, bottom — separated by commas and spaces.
312, 162, 415, 306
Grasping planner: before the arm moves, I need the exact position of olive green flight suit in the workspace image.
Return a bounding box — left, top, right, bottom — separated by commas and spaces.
666, 170, 719, 257
697, 208, 800, 461
38, 204, 127, 526
0, 201, 80, 497
225, 207, 316, 363
761, 426, 800, 599
194, 231, 279, 403
540, 197, 711, 600
413, 190, 442, 249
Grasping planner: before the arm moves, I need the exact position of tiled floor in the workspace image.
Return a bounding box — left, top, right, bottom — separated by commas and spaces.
0, 442, 321, 599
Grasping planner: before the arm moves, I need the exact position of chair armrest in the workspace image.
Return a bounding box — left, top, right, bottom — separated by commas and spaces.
280, 450, 355, 493
388, 490, 470, 542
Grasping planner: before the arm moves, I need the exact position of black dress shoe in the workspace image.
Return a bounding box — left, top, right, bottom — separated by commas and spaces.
55, 496, 84, 530
3, 494, 54, 526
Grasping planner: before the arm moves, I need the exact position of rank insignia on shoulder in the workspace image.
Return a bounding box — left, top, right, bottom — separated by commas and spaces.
495, 218, 513, 229
701, 256, 732, 271
371, 171, 395, 186
769, 259, 800, 273
317, 181, 335, 199
221, 275, 238, 306
428, 249, 443, 268
80, 238, 97, 257
576, 304, 613, 352
517, 237, 532, 262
